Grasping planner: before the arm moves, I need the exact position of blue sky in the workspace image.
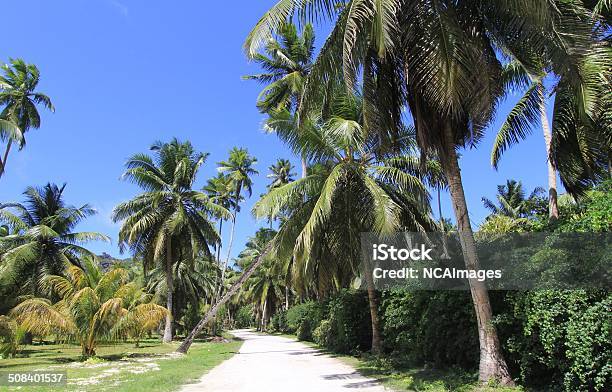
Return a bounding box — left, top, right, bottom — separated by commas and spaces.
0, 0, 558, 259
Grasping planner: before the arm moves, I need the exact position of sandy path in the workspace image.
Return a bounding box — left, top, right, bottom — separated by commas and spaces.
180, 329, 387, 392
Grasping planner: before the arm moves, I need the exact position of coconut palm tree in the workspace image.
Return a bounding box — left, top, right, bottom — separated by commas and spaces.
244, 22, 315, 178
244, 0, 608, 384
10, 259, 167, 357
179, 90, 435, 354
253, 91, 435, 353
0, 183, 109, 297
267, 158, 296, 190
491, 52, 610, 220
481, 180, 545, 218
0, 59, 54, 178
204, 174, 237, 263
112, 139, 227, 343
236, 228, 284, 331
146, 255, 219, 333
216, 147, 258, 298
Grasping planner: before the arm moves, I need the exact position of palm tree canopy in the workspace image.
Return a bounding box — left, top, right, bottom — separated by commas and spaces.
267, 158, 296, 189
0, 183, 109, 295
244, 22, 315, 113
113, 138, 228, 268
217, 147, 259, 200
482, 180, 546, 218
253, 90, 436, 294
0, 58, 54, 146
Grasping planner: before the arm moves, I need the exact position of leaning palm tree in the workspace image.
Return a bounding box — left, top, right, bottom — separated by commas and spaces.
11, 259, 167, 357
0, 59, 54, 178
244, 22, 315, 178
0, 183, 108, 296
216, 147, 258, 298
112, 139, 226, 343
244, 0, 607, 384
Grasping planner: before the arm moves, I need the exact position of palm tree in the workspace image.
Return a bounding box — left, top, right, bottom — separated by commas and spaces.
178, 90, 435, 355
253, 91, 435, 354
0, 59, 54, 178
236, 228, 284, 331
146, 256, 219, 334
244, 22, 315, 178
244, 0, 607, 384
216, 147, 258, 299
267, 158, 296, 190
491, 53, 609, 220
481, 180, 545, 218
10, 259, 167, 357
203, 174, 236, 263
0, 183, 108, 296
112, 139, 227, 343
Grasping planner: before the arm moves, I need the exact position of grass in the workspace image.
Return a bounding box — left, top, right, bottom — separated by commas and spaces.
1, 336, 242, 391
271, 332, 524, 392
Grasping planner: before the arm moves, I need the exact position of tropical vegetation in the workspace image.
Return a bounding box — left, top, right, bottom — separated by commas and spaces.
0, 1, 610, 391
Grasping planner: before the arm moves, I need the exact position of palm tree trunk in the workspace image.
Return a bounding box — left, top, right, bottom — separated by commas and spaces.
0, 140, 13, 178
539, 92, 559, 221
285, 286, 290, 310
217, 211, 237, 299
261, 298, 268, 331
176, 241, 274, 354
216, 219, 223, 263
363, 257, 383, 355
163, 240, 174, 343
301, 156, 307, 179
440, 124, 513, 386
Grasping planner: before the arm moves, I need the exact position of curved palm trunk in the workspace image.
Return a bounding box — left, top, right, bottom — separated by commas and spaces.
539, 96, 559, 221
163, 240, 174, 343
176, 242, 274, 353
441, 125, 513, 386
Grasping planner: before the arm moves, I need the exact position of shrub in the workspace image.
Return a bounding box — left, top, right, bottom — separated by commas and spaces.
325, 289, 371, 353
285, 301, 324, 335
235, 305, 255, 328
381, 289, 478, 368
269, 310, 288, 333
499, 290, 611, 391
297, 317, 313, 341
313, 319, 332, 347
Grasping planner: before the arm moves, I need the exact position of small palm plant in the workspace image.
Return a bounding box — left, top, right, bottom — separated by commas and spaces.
10, 258, 167, 357
0, 315, 26, 358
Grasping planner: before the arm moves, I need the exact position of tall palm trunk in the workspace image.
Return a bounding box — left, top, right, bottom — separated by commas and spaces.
539, 92, 559, 220
177, 242, 274, 353
301, 156, 307, 178
163, 240, 174, 343
261, 298, 268, 331
363, 259, 383, 355
440, 124, 513, 385
217, 209, 237, 299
